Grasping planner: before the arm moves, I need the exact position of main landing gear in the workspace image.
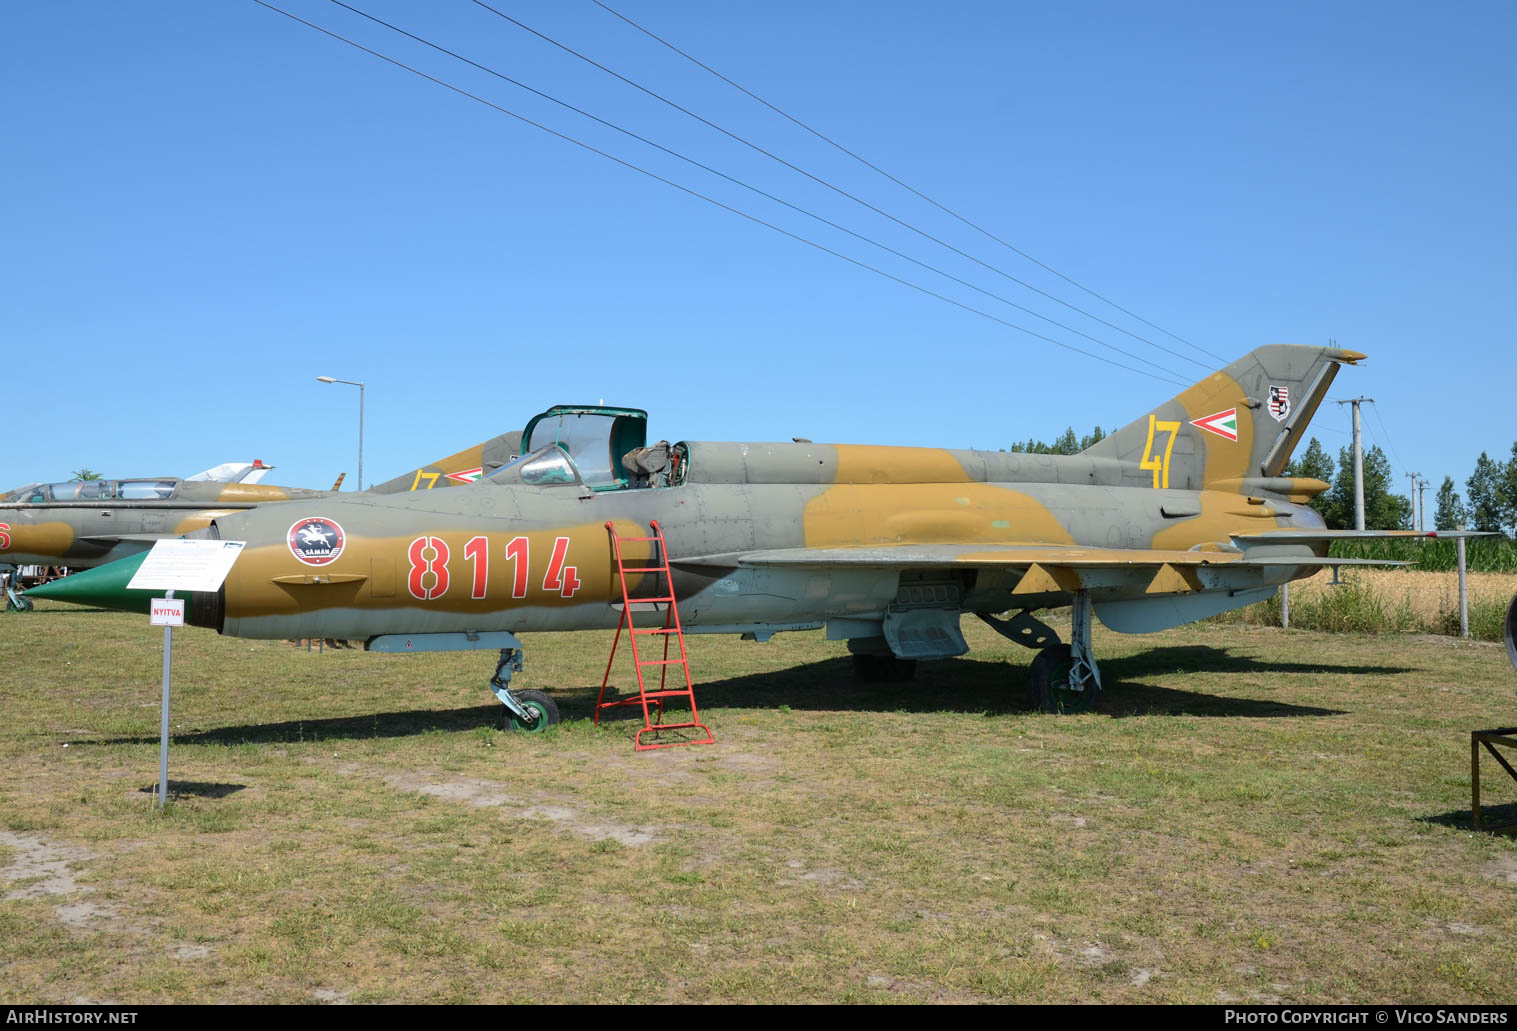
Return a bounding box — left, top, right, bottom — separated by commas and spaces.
979, 593, 1102, 714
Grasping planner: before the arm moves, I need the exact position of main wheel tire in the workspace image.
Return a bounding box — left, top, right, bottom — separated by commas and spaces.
852, 653, 918, 683
507, 689, 560, 733
1028, 644, 1095, 714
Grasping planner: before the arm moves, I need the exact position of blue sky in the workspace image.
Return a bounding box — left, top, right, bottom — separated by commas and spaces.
3, 1, 1512, 504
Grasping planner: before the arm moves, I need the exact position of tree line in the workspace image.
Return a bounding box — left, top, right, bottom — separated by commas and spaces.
1283, 438, 1517, 533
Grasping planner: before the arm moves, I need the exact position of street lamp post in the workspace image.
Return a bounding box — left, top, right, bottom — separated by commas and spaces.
317, 376, 365, 490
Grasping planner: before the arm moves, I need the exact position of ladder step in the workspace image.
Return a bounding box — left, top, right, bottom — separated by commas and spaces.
636, 658, 688, 667
627, 595, 675, 604
632, 627, 679, 635
613, 535, 663, 543
618, 566, 669, 573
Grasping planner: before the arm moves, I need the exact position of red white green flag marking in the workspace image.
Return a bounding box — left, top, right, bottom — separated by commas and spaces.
1190, 409, 1238, 442
445, 468, 484, 484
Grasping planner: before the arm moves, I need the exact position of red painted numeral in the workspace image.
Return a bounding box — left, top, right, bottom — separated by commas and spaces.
406, 536, 451, 600
464, 536, 488, 600
505, 536, 529, 599
542, 536, 580, 598
0, 523, 9, 550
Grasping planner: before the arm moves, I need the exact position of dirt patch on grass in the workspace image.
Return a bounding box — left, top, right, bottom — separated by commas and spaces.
0, 830, 97, 901
0, 830, 132, 934
380, 769, 660, 846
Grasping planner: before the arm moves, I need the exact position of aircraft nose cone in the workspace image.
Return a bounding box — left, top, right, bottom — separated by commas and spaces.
24, 552, 153, 614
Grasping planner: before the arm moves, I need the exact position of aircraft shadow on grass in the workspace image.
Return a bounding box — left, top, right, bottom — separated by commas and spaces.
88, 645, 1379, 746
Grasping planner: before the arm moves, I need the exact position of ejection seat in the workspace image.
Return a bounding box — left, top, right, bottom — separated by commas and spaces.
621, 441, 676, 488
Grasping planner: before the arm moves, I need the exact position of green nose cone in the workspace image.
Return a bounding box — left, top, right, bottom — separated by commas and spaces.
24, 552, 156, 614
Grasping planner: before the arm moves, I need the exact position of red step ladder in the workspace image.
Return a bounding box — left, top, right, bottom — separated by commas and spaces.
596, 520, 714, 751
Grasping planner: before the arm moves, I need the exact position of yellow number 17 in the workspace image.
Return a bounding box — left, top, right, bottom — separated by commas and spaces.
1140, 414, 1181, 489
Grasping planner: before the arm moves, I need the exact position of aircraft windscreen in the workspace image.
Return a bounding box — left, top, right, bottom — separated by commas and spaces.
487, 445, 583, 488
1, 483, 43, 503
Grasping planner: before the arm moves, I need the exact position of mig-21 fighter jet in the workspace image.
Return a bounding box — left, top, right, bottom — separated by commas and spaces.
29, 345, 1485, 723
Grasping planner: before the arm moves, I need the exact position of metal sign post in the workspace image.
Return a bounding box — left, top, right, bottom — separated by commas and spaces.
153, 591, 180, 807
128, 540, 246, 809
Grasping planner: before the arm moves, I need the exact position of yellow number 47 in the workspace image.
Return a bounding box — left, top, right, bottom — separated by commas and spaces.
1140, 414, 1181, 489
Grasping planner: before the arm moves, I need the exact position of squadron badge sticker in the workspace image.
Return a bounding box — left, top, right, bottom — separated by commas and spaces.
1268, 385, 1290, 422
288, 516, 346, 566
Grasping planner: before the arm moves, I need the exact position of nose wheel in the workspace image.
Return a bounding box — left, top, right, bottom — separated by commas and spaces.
488, 647, 561, 733
506, 689, 560, 733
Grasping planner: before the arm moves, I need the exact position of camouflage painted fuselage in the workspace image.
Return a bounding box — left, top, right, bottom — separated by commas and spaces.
187, 342, 1363, 646
32, 345, 1369, 655
203, 447, 1325, 642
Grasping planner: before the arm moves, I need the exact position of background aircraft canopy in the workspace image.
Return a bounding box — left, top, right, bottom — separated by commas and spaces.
5, 479, 180, 503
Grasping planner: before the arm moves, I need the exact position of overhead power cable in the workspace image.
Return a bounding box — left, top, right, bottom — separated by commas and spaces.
247, 0, 1189, 386
589, 0, 1222, 364
1368, 401, 1405, 471
466, 0, 1212, 372
322, 0, 1174, 377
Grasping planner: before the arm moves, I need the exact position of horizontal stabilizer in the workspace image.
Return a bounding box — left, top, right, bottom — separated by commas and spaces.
1231, 529, 1500, 545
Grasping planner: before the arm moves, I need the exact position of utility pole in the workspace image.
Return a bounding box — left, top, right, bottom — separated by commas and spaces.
1337, 398, 1373, 530
1405, 472, 1421, 530
1416, 477, 1430, 534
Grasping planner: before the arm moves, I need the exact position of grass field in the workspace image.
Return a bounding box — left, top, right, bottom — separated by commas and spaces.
1215, 569, 1517, 641
2, 597, 1516, 1004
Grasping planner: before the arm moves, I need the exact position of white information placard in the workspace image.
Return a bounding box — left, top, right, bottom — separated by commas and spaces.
127, 539, 247, 593
149, 598, 185, 626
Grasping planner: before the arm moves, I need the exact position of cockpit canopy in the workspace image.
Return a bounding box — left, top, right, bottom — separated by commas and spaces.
487, 405, 688, 491
3, 479, 180, 503
520, 406, 648, 490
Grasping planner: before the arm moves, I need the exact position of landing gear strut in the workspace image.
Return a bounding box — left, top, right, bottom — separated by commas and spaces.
1027, 591, 1102, 714
488, 646, 560, 732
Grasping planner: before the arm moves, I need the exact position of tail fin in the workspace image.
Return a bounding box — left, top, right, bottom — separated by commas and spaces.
365, 431, 524, 494
1082, 344, 1363, 493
